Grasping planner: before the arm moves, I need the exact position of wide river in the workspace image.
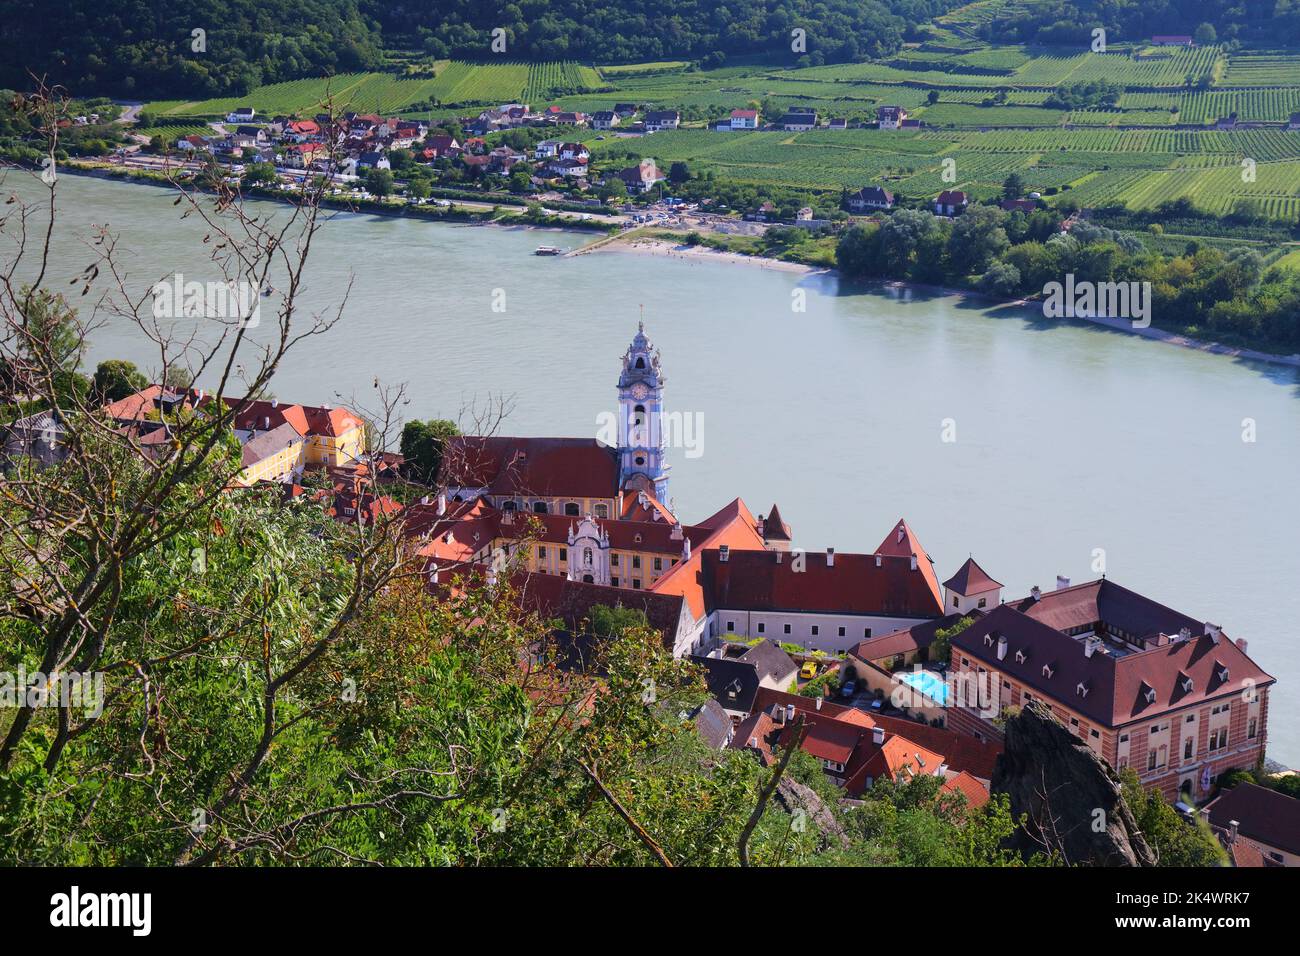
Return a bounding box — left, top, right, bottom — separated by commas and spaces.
11, 172, 1300, 766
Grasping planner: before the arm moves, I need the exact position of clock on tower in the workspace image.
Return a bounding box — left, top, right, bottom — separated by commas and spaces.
615, 323, 670, 501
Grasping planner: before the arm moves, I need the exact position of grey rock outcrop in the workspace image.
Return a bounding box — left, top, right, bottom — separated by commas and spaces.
991, 701, 1156, 866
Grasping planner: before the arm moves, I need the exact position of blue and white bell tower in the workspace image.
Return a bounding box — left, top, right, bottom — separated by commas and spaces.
617, 322, 670, 501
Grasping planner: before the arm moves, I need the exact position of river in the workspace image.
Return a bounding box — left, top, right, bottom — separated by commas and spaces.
9, 171, 1300, 766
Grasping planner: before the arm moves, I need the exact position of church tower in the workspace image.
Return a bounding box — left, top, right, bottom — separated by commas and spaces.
617, 322, 670, 501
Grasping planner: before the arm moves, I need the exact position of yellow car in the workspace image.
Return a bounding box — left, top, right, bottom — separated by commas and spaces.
800, 661, 818, 680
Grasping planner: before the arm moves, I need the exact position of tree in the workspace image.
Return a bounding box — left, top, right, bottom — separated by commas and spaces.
927, 89, 940, 105
1194, 23, 1217, 45
91, 359, 148, 403
598, 177, 628, 202
1002, 172, 1025, 201
365, 167, 394, 197
400, 418, 461, 484
928, 615, 975, 664
1120, 769, 1227, 866
668, 161, 690, 185
947, 205, 1009, 276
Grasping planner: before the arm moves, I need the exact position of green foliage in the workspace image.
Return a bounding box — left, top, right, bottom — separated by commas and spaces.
1119, 769, 1228, 867
398, 418, 460, 485
90, 359, 148, 404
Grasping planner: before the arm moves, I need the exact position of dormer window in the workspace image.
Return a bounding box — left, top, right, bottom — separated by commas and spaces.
984, 633, 994, 647
1077, 681, 1090, 698
1143, 685, 1156, 704
1216, 663, 1230, 683
1015, 649, 1027, 664
1180, 675, 1194, 693
1042, 663, 1055, 679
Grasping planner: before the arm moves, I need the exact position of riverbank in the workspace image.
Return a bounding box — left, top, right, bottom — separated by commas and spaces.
584, 234, 1300, 369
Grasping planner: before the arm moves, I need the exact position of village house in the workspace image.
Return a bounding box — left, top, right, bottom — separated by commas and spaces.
592, 110, 619, 130
847, 186, 894, 212
780, 107, 818, 131
614, 157, 665, 193
828, 118, 848, 130
280, 142, 327, 169
422, 134, 462, 160
1150, 35, 1195, 46
877, 106, 908, 129
934, 190, 969, 216
692, 641, 798, 717
226, 107, 256, 124
532, 139, 563, 160
644, 109, 681, 132
728, 108, 759, 131
1203, 783, 1299, 866
945, 577, 1275, 801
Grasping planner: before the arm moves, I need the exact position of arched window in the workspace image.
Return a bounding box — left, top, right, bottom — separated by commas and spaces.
502, 500, 517, 512
633, 403, 646, 426
582, 574, 594, 583
635, 357, 645, 369
564, 502, 580, 516
533, 501, 548, 514
593, 504, 608, 519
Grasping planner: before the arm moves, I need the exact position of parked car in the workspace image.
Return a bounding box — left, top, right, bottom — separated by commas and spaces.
800, 661, 818, 680
840, 680, 857, 698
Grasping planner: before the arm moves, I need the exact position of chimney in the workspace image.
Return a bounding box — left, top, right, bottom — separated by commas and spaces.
826, 547, 835, 568
271, 399, 278, 408
427, 567, 439, 585
909, 553, 918, 571
874, 553, 882, 567
815, 696, 823, 711
719, 545, 729, 563
1031, 585, 1042, 602
996, 635, 1008, 661
1228, 820, 1239, 846
1084, 637, 1098, 658
1179, 627, 1191, 642
670, 521, 683, 540
262, 416, 271, 430
1235, 637, 1248, 654
1056, 575, 1070, 590
775, 550, 782, 563
1205, 622, 1221, 643
682, 538, 691, 560
785, 704, 795, 723
872, 726, 884, 745
420, 495, 429, 505
937, 763, 948, 776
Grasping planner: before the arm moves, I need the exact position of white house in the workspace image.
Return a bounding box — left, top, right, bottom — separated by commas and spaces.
729, 109, 759, 131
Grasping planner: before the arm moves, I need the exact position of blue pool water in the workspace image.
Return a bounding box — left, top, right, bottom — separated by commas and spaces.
897, 670, 951, 706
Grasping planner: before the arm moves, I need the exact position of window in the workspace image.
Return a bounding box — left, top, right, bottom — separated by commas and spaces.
611, 554, 619, 567
653, 557, 662, 571
838, 627, 846, 637
811, 625, 819, 636
632, 556, 641, 569
533, 501, 548, 514
726, 621, 735, 632
953, 595, 960, 607
559, 548, 567, 562
783, 624, 791, 635
583, 548, 593, 565
1248, 718, 1257, 740
1090, 728, 1100, 739
565, 502, 580, 516
611, 576, 619, 587
594, 504, 608, 519
538, 546, 546, 559
502, 500, 517, 512
977, 598, 987, 608
1147, 750, 1157, 772
758, 623, 765, 634
863, 628, 872, 638
1183, 737, 1193, 760
961, 657, 969, 667
632, 580, 641, 590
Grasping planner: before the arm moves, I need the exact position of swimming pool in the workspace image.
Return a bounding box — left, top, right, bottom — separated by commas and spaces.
895, 670, 950, 706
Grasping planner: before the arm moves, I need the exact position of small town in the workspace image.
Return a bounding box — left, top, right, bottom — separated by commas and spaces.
5, 324, 1293, 871
3, 0, 1299, 923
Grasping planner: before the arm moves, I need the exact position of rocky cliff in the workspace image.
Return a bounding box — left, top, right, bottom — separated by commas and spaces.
991, 701, 1157, 866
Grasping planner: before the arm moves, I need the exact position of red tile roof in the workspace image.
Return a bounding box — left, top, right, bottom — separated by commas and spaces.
874, 518, 943, 607
751, 688, 1002, 780
1204, 783, 1300, 857
760, 503, 792, 541
952, 598, 1275, 728
649, 499, 768, 619
441, 436, 620, 500
942, 557, 1002, 596
699, 547, 944, 619
941, 770, 991, 809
